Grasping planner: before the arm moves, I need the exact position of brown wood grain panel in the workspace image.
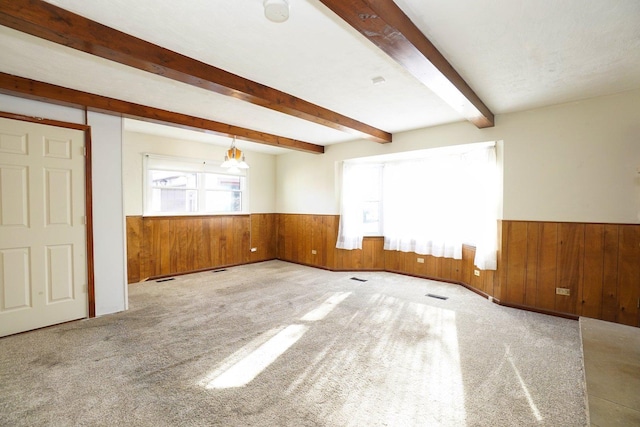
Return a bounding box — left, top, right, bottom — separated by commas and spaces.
319, 217, 331, 268
324, 216, 338, 270
461, 245, 474, 286
537, 223, 558, 311
250, 214, 277, 263
181, 218, 194, 273
617, 225, 640, 326
399, 252, 412, 275
401, 252, 413, 275
555, 223, 584, 314
355, 247, 365, 270
450, 257, 463, 283
440, 257, 453, 282
159, 219, 173, 276
495, 220, 507, 301
602, 225, 619, 322
362, 238, 375, 269
142, 217, 156, 278
283, 215, 294, 262
240, 216, 252, 264
384, 249, 400, 272
582, 224, 605, 318
309, 215, 323, 267
302, 215, 313, 265
371, 238, 385, 270
524, 222, 540, 307
220, 215, 231, 265
126, 216, 143, 284
484, 271, 495, 296
191, 218, 204, 270
167, 219, 179, 274
425, 255, 437, 278
276, 214, 285, 260
504, 222, 528, 305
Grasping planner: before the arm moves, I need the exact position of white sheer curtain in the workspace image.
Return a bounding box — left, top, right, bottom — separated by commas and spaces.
382, 156, 465, 259
336, 162, 381, 250
336, 143, 498, 270
382, 144, 498, 269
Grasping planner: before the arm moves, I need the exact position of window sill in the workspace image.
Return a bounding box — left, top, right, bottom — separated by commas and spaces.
142, 212, 250, 219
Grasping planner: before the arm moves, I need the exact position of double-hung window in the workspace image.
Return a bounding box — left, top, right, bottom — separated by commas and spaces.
144, 154, 247, 215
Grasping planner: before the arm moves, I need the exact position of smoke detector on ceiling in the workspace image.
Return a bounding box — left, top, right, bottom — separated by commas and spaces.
264, 0, 289, 23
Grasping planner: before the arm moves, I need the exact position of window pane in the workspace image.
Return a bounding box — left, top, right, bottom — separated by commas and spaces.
151, 170, 197, 188
151, 188, 198, 213
205, 190, 242, 212
205, 174, 241, 190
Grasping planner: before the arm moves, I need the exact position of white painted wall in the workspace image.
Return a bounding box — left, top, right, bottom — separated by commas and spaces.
87, 111, 127, 315
0, 94, 127, 316
123, 132, 277, 216
277, 89, 640, 224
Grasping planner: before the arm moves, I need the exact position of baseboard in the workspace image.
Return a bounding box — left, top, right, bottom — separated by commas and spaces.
495, 300, 579, 321
138, 257, 580, 324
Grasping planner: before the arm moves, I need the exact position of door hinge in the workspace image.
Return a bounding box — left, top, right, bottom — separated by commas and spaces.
82, 216, 87, 225
83, 146, 87, 156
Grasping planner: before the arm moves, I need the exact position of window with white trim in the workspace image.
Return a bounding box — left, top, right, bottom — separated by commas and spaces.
144, 154, 247, 215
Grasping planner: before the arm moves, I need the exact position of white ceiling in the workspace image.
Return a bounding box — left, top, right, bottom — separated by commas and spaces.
1, 0, 639, 154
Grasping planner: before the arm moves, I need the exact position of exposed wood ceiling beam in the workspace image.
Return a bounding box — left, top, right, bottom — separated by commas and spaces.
0, 0, 391, 143
0, 73, 325, 154
319, 0, 494, 128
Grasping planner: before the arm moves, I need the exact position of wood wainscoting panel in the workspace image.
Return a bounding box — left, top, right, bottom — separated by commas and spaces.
536, 222, 559, 311
602, 224, 620, 322
324, 215, 339, 269
276, 213, 338, 269
617, 225, 640, 326
126, 216, 143, 283
126, 214, 274, 283
524, 222, 540, 307
250, 214, 277, 263
504, 221, 528, 305
555, 223, 584, 315
500, 220, 640, 328
582, 224, 605, 319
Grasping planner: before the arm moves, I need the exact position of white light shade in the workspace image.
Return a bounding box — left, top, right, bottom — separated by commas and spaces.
264, 0, 289, 23
221, 138, 249, 169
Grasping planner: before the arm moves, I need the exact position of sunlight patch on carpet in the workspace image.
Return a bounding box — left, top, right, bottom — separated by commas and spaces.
293, 294, 468, 425
301, 292, 352, 322
201, 291, 353, 390
505, 344, 543, 422
202, 324, 308, 389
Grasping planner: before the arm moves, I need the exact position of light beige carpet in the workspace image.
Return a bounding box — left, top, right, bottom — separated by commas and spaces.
0, 260, 587, 426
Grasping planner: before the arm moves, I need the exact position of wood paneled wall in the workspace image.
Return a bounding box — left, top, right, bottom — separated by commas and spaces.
125, 214, 639, 327
126, 214, 276, 282
276, 214, 386, 271
275, 214, 496, 297
499, 220, 640, 327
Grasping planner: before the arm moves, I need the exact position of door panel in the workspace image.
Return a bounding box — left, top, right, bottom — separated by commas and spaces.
0, 117, 87, 337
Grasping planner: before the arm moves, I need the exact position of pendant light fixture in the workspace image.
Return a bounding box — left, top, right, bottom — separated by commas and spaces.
221, 136, 249, 169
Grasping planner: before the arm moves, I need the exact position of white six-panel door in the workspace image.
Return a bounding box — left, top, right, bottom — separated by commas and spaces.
0, 117, 87, 337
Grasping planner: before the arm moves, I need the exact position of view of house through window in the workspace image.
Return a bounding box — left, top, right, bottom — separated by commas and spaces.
145, 154, 247, 215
